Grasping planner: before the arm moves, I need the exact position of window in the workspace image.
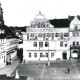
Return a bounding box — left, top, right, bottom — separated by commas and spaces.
73, 42, 75, 45
60, 42, 63, 47
30, 33, 34, 37
64, 33, 69, 37
73, 32, 79, 37
65, 44, 67, 47
55, 33, 59, 37
38, 22, 40, 28
38, 33, 43, 37
45, 42, 49, 47
29, 53, 31, 57
40, 53, 43, 57
45, 53, 48, 57
77, 42, 79, 45
43, 23, 45, 27
4, 56, 5, 63
33, 42, 37, 47
73, 33, 76, 36
41, 22, 43, 28
39, 42, 43, 47
47, 33, 51, 37
77, 32, 79, 36
27, 33, 29, 40
51, 53, 54, 57
61, 33, 63, 39
43, 33, 45, 39
34, 53, 37, 57
31, 24, 35, 28
52, 33, 54, 40
46, 24, 49, 27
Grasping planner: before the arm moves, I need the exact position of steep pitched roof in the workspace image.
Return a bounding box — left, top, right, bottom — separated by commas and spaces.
49, 19, 71, 28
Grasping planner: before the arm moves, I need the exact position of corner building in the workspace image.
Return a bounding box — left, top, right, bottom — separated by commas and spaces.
23, 12, 80, 61
0, 3, 18, 67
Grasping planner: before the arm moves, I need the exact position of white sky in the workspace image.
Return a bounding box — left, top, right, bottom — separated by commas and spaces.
0, 0, 80, 26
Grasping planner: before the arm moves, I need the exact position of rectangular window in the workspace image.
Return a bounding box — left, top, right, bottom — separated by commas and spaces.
33, 42, 37, 47
35, 33, 37, 40
61, 33, 63, 39
34, 53, 37, 57
77, 32, 79, 36
45, 53, 48, 57
51, 53, 54, 57
39, 42, 43, 47
65, 44, 67, 47
52, 33, 54, 40
73, 32, 76, 36
29, 53, 31, 57
45, 42, 49, 47
27, 33, 29, 40
60, 42, 63, 47
30, 33, 34, 37
77, 42, 79, 45
47, 33, 51, 37
64, 33, 69, 37
55, 33, 59, 37
73, 42, 75, 45
43, 33, 45, 39
40, 53, 43, 57
38, 33, 43, 37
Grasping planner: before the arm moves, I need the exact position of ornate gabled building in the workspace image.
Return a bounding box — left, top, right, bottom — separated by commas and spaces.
23, 12, 80, 62
0, 3, 19, 67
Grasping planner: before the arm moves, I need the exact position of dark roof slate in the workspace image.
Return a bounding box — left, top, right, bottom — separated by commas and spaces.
49, 19, 71, 28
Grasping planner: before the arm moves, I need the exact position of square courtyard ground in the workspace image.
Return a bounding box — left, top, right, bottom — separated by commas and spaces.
11, 60, 80, 80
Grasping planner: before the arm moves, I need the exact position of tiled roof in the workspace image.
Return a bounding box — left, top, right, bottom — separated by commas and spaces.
49, 19, 71, 28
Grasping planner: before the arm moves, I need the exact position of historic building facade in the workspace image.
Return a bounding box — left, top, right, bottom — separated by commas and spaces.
23, 12, 80, 61
0, 3, 19, 67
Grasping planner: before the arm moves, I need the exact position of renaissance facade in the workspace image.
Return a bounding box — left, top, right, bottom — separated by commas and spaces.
23, 12, 80, 61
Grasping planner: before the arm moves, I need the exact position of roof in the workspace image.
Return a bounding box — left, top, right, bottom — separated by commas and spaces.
3, 25, 19, 39
0, 34, 6, 39
49, 19, 71, 28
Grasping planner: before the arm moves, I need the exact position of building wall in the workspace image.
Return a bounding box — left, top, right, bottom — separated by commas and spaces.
23, 13, 80, 61
6, 38, 18, 63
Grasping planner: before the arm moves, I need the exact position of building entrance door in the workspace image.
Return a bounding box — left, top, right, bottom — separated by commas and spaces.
63, 53, 67, 59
